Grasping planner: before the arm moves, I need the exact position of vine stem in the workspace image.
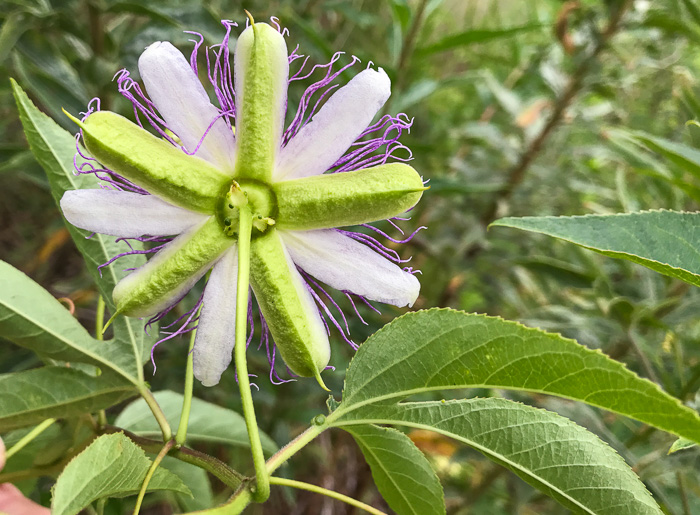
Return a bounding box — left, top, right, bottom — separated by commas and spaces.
226, 422, 329, 513
133, 439, 175, 515
95, 295, 105, 341
175, 302, 203, 446
5, 418, 56, 460
95, 295, 107, 427
235, 204, 270, 503
139, 387, 172, 442
270, 477, 387, 515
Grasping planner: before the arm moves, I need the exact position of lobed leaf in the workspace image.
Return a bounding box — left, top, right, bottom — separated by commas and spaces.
114, 390, 277, 454
491, 211, 700, 288
343, 424, 445, 515
51, 433, 190, 515
0, 366, 135, 431
339, 309, 700, 444
333, 398, 662, 515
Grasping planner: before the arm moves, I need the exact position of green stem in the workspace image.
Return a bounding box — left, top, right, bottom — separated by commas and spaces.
133, 439, 175, 515
270, 477, 387, 515
235, 204, 269, 503
139, 387, 172, 442
95, 295, 105, 340
5, 418, 56, 460
266, 423, 327, 475
225, 422, 329, 514
101, 425, 243, 489
175, 303, 203, 446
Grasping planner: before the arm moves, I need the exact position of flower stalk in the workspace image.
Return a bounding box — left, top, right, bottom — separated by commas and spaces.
235, 203, 270, 503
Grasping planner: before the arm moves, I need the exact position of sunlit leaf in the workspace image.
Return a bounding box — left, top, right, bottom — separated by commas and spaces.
492, 211, 700, 288
338, 309, 700, 444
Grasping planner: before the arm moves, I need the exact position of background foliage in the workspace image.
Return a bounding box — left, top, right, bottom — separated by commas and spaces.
3, 0, 700, 513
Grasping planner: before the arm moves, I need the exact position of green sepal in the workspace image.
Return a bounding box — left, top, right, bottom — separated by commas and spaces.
114, 217, 233, 317
273, 163, 426, 230
250, 230, 330, 377
66, 110, 231, 213
233, 22, 288, 182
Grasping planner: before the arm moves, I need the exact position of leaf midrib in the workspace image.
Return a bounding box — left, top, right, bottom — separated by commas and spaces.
351, 429, 419, 515
0, 294, 138, 385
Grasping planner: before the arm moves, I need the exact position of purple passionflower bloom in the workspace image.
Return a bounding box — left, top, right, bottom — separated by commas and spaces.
60, 18, 424, 387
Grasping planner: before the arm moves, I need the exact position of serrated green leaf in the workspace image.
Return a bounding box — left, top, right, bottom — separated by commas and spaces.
0, 366, 135, 431
333, 398, 662, 515
11, 78, 150, 374
51, 433, 190, 515
668, 437, 697, 454
0, 261, 141, 384
338, 310, 700, 443
115, 391, 277, 454
491, 211, 700, 288
343, 424, 445, 515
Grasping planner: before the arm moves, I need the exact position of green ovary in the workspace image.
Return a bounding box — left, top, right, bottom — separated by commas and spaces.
216, 179, 278, 238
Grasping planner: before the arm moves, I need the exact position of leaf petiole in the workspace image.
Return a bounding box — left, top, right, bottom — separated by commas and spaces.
269, 477, 387, 515
5, 418, 56, 461
138, 387, 172, 442
133, 439, 175, 515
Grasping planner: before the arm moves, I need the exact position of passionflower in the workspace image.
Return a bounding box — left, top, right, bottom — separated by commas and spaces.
60, 18, 424, 387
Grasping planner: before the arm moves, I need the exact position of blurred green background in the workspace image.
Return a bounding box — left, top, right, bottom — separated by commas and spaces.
3, 0, 700, 513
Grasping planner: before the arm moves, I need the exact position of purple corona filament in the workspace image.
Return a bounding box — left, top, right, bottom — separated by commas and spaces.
72, 18, 423, 383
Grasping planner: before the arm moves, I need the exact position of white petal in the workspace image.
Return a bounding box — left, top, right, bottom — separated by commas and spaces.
60, 190, 206, 237
138, 41, 236, 172
282, 229, 419, 307
275, 68, 391, 181
193, 246, 238, 387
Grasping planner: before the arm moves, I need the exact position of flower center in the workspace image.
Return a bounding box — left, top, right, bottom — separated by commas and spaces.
217, 179, 277, 238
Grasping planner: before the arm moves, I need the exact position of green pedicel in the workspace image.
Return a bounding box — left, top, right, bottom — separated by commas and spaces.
234, 23, 288, 182
69, 111, 231, 214
114, 217, 234, 317
250, 230, 330, 378
274, 163, 426, 230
